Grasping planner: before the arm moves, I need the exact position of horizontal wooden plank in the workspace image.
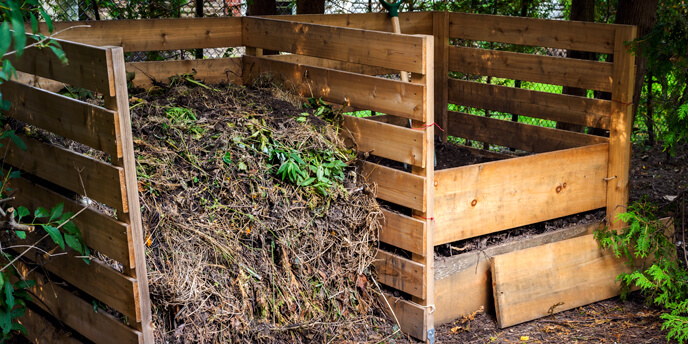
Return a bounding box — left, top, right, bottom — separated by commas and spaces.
446, 111, 608, 153
243, 56, 425, 121
448, 78, 612, 130
1, 134, 127, 214
343, 116, 425, 167
492, 233, 643, 328
433, 144, 609, 244
19, 306, 86, 344
449, 12, 617, 54
374, 249, 426, 299
380, 293, 426, 341
40, 17, 242, 51
9, 36, 113, 96
360, 161, 426, 211
275, 12, 433, 34
8, 175, 131, 267
242, 17, 426, 74
266, 54, 396, 75
434, 220, 604, 324
15, 70, 64, 93
16, 243, 140, 323
449, 46, 613, 92
127, 57, 243, 89
1, 80, 120, 157
14, 262, 142, 344
380, 209, 426, 256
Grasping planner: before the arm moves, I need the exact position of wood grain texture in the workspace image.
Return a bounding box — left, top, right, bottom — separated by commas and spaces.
433, 144, 609, 244
606, 26, 637, 231
39, 17, 242, 51
380, 293, 426, 340
448, 78, 612, 130
360, 161, 426, 212
271, 12, 433, 35
449, 12, 616, 53
242, 17, 426, 74
1, 134, 127, 214
243, 56, 426, 121
266, 54, 396, 75
434, 220, 604, 324
19, 307, 86, 344
9, 37, 113, 95
342, 116, 425, 166
1, 80, 120, 157
126, 57, 243, 89
375, 250, 426, 299
8, 175, 131, 266
380, 209, 426, 256
449, 46, 613, 92
446, 111, 608, 153
491, 233, 641, 328
433, 11, 450, 141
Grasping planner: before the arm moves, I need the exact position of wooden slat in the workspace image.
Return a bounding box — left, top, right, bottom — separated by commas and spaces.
447, 111, 608, 153
19, 307, 86, 344
269, 12, 433, 35
1, 80, 120, 157
360, 161, 426, 211
9, 37, 113, 96
606, 26, 637, 231
380, 209, 426, 256
15, 70, 64, 93
343, 116, 425, 167
434, 220, 603, 324
380, 293, 427, 341
433, 144, 609, 244
16, 244, 140, 322
448, 78, 612, 130
40, 17, 242, 51
434, 11, 450, 142
1, 135, 127, 214
449, 46, 613, 92
127, 57, 243, 89
449, 12, 616, 54
491, 233, 642, 328
14, 263, 142, 344
243, 56, 425, 121
374, 250, 426, 299
242, 17, 426, 74
8, 175, 131, 266
266, 54, 396, 75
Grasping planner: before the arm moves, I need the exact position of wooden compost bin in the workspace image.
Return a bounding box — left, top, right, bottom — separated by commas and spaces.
10, 11, 636, 343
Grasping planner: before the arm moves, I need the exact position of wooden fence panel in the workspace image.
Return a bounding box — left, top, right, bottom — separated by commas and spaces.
375, 250, 426, 299
380, 209, 426, 256
265, 54, 396, 75
343, 116, 425, 167
127, 57, 243, 89
279, 12, 433, 34
360, 162, 426, 211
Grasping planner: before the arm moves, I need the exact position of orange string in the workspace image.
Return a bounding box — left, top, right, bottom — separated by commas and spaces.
412, 122, 445, 132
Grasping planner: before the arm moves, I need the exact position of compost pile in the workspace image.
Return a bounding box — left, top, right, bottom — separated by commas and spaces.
128, 80, 393, 343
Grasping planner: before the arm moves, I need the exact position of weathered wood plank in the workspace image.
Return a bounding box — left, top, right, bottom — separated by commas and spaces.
270, 12, 433, 35
434, 11, 450, 142
446, 111, 608, 153
39, 17, 242, 51
243, 56, 425, 121
379, 293, 427, 341
380, 209, 426, 256
9, 36, 113, 95
242, 17, 426, 74
19, 307, 86, 344
433, 144, 608, 244
448, 78, 612, 130
360, 161, 426, 212
126, 57, 243, 89
449, 46, 613, 92
434, 220, 604, 324
343, 116, 425, 167
265, 54, 396, 75
492, 233, 643, 328
8, 175, 131, 266
1, 80, 120, 157
1, 135, 127, 214
449, 12, 616, 54
374, 250, 426, 299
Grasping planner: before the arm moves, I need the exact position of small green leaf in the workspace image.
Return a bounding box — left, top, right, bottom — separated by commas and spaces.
0, 22, 11, 57
42, 225, 65, 250
29, 13, 39, 34
15, 231, 26, 239
49, 203, 64, 222
39, 8, 53, 33
10, 4, 26, 58
8, 170, 20, 179
11, 322, 27, 335
60, 220, 79, 235
16, 206, 29, 220
49, 45, 68, 64
4, 275, 14, 311
222, 151, 232, 166
64, 233, 84, 255
34, 207, 49, 219
7, 131, 27, 151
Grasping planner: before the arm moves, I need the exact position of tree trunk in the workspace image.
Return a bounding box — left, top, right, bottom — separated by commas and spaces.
247, 0, 277, 16
556, 0, 595, 133
296, 0, 325, 14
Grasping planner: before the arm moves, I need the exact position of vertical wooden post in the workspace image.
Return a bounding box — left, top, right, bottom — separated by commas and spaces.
104, 47, 155, 344
433, 11, 449, 143
411, 35, 435, 343
606, 25, 636, 230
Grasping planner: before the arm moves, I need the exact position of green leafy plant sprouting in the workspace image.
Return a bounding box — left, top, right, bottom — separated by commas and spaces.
595, 197, 688, 344
269, 146, 348, 196
165, 106, 206, 138
304, 97, 344, 125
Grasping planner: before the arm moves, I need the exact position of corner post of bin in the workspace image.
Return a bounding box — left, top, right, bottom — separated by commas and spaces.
606, 25, 637, 231
432, 11, 449, 143
411, 34, 436, 343
102, 46, 156, 344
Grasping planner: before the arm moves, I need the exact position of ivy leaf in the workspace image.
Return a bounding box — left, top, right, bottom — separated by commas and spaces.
16, 206, 29, 222
42, 225, 65, 250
